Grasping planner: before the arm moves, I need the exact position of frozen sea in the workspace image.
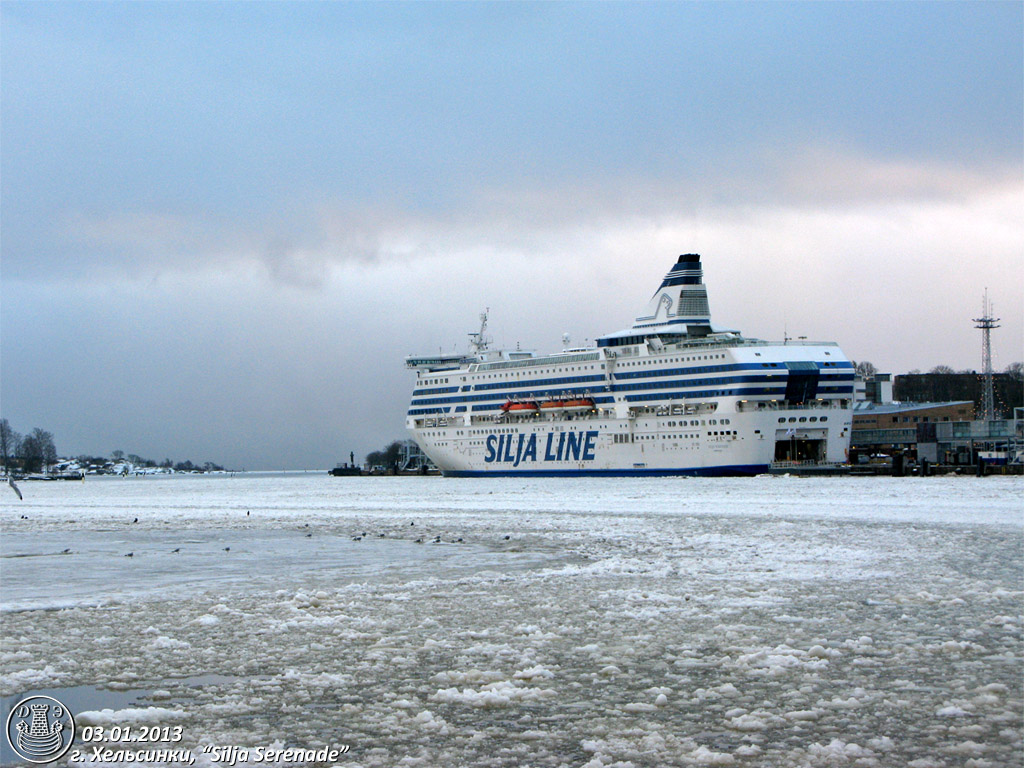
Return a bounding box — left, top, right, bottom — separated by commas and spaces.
1, 473, 1021, 767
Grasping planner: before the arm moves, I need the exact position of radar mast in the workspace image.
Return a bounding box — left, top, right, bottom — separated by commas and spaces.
469, 309, 490, 354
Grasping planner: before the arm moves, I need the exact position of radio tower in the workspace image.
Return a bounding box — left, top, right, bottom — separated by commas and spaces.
972, 290, 1000, 421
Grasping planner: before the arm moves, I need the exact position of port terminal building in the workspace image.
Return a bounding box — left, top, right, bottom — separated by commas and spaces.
850, 373, 1022, 469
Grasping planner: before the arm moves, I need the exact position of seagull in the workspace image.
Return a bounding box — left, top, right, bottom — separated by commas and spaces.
7, 477, 22, 500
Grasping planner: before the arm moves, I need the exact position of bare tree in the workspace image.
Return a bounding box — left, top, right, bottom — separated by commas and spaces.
0, 419, 21, 476
854, 360, 877, 378
19, 428, 55, 474
40, 430, 57, 469
929, 365, 956, 374
384, 441, 405, 473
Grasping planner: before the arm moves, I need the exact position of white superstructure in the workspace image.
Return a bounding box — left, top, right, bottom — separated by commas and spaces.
406, 254, 854, 476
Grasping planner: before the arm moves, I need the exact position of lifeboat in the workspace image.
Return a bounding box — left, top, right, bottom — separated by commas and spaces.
539, 399, 566, 413
562, 397, 596, 413
501, 400, 539, 416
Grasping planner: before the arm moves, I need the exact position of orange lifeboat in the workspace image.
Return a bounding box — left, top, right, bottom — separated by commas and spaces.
562, 397, 596, 413
540, 399, 567, 412
501, 400, 539, 416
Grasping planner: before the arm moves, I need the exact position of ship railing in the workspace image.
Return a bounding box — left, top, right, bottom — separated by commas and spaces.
628, 402, 717, 418
667, 338, 842, 352
770, 460, 847, 469
736, 399, 851, 413
466, 408, 615, 427
415, 416, 454, 428
474, 351, 600, 372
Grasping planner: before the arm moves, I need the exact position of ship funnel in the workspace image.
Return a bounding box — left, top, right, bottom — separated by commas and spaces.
633, 254, 711, 332
596, 253, 723, 348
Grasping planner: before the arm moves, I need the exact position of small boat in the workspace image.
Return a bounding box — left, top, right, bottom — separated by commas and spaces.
328, 464, 362, 477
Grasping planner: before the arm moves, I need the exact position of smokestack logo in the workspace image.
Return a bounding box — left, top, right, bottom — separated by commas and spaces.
5, 696, 75, 763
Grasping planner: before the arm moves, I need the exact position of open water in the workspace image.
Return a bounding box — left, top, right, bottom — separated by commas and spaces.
1, 473, 1020, 767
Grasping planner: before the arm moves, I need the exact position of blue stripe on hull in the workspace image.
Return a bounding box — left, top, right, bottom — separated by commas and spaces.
442, 464, 768, 478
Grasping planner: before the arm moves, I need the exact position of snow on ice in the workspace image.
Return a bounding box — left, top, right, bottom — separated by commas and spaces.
1, 474, 1021, 766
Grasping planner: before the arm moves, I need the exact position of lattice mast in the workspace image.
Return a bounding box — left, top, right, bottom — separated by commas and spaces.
972, 290, 1000, 421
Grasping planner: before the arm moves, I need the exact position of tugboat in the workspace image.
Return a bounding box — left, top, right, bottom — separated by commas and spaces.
329, 452, 363, 476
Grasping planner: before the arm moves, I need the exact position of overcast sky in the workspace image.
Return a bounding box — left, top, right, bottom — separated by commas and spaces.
2, 1, 1021, 470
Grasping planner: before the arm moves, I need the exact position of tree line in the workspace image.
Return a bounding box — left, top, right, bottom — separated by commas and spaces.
0, 418, 225, 475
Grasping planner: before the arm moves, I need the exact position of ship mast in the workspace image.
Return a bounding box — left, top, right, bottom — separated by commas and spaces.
469, 308, 490, 354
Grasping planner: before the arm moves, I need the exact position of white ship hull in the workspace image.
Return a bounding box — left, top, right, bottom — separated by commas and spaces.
406, 255, 853, 476
413, 401, 849, 477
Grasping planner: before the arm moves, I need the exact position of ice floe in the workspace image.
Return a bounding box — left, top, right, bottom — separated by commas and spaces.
1, 474, 1020, 766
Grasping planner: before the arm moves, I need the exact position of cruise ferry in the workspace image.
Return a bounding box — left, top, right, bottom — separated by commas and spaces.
405, 254, 854, 476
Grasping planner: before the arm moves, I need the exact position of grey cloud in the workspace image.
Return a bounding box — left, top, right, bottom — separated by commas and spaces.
12, 148, 1020, 289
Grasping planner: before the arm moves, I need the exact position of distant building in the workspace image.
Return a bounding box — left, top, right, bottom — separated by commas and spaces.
853, 400, 974, 430
894, 372, 1022, 419
850, 401, 975, 461
854, 372, 894, 404
916, 414, 1024, 466
849, 370, 1022, 466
